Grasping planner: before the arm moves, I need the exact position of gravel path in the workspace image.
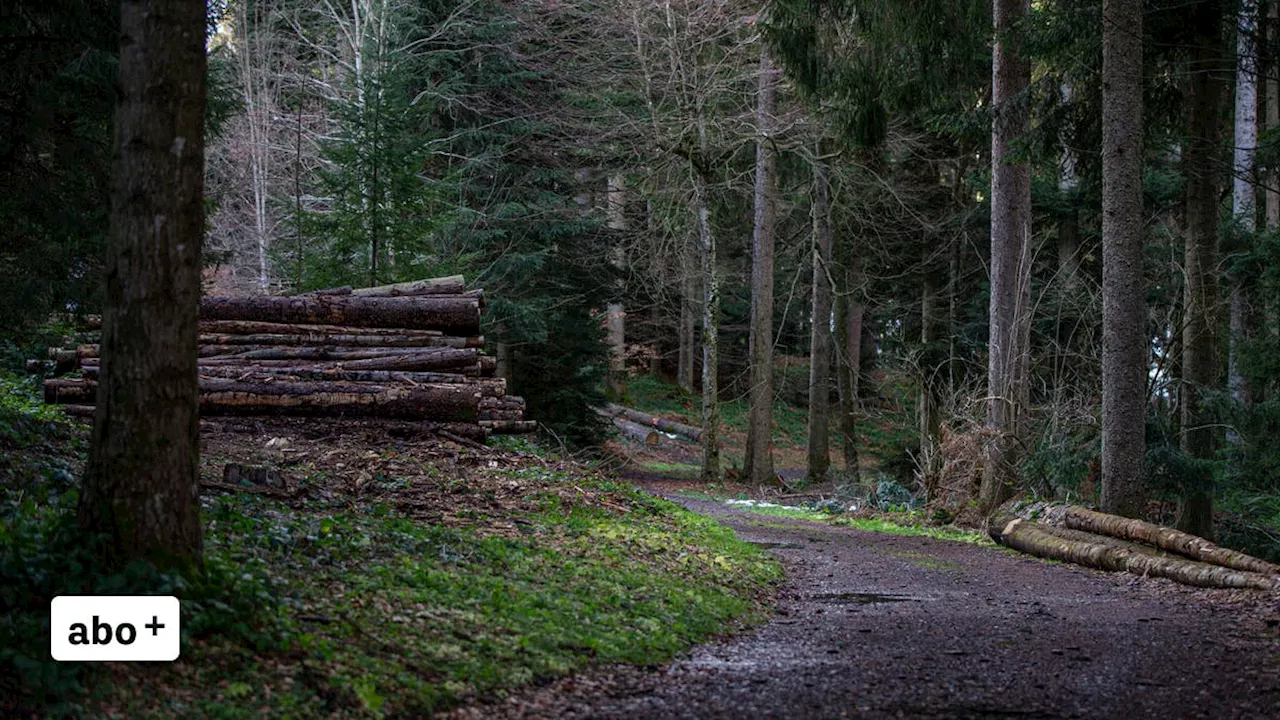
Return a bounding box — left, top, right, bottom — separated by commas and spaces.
448, 493, 1280, 719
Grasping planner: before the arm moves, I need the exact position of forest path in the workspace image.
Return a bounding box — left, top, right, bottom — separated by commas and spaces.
449, 487, 1280, 719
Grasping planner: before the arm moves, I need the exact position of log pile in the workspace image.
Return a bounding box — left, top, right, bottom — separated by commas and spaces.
990, 506, 1280, 591
39, 275, 534, 442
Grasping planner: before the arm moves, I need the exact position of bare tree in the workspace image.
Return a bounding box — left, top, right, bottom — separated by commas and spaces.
80, 0, 207, 568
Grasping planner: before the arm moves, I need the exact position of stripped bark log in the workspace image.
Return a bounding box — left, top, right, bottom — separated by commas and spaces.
991, 513, 1280, 591
200, 295, 481, 334
605, 403, 702, 442
1062, 506, 1280, 574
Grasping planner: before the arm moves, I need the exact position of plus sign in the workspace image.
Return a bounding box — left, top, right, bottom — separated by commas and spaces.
146, 616, 165, 636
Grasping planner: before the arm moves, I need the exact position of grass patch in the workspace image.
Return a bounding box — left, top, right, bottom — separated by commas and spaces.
0, 372, 781, 718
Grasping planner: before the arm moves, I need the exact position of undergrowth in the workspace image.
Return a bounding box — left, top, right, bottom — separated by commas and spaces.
0, 370, 781, 718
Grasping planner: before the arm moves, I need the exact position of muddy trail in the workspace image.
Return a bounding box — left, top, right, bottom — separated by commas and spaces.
450, 490, 1280, 719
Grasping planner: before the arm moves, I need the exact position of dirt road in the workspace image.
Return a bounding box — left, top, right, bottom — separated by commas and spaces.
450, 493, 1280, 719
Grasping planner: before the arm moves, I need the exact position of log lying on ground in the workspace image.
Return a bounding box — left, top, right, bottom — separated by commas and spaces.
595, 409, 659, 445
604, 403, 702, 442
1062, 506, 1280, 575
990, 513, 1280, 591
200, 295, 481, 334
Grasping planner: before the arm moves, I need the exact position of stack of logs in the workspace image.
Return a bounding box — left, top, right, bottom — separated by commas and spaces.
39, 275, 534, 443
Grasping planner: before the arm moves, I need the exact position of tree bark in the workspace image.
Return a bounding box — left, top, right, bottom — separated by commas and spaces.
807, 155, 834, 484
1269, 0, 1280, 230
979, 0, 1034, 515
678, 245, 698, 393
991, 514, 1280, 591
349, 275, 465, 296
1100, 0, 1147, 518
835, 258, 864, 481
694, 121, 721, 483
199, 294, 481, 334
79, 0, 207, 569
1228, 0, 1260, 446
745, 46, 779, 487
1178, 4, 1225, 538
1062, 506, 1280, 574
607, 172, 628, 396
604, 403, 702, 442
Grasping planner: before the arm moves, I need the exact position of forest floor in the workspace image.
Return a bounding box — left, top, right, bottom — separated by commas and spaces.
446, 484, 1280, 719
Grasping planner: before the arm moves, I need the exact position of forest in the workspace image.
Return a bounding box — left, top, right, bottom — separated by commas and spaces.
3, 0, 1280, 717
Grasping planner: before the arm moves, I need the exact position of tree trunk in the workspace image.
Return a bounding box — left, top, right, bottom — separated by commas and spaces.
1228, 0, 1260, 446
744, 47, 779, 488
807, 155, 834, 484
1269, 0, 1280, 230
920, 246, 945, 489
1062, 506, 1280, 574
678, 249, 698, 393
199, 295, 481, 334
607, 172, 628, 395
1178, 4, 1224, 538
835, 259, 864, 481
79, 0, 207, 570
1100, 0, 1147, 518
991, 515, 1280, 591
695, 123, 720, 483
979, 0, 1034, 515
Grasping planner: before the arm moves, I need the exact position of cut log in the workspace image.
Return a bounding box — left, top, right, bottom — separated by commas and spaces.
45, 379, 96, 404
990, 514, 1280, 591
198, 320, 445, 337
196, 379, 484, 421
197, 333, 482, 349
194, 346, 469, 362
302, 286, 353, 296
62, 405, 95, 419
79, 363, 494, 388
605, 403, 702, 442
478, 420, 538, 434
199, 295, 481, 334
350, 275, 465, 297
610, 416, 660, 445
1061, 506, 1280, 575
478, 355, 497, 376
477, 409, 525, 421
197, 349, 480, 372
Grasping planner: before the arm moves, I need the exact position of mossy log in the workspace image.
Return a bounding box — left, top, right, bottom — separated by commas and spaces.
199, 295, 481, 334
991, 514, 1280, 591
1062, 506, 1280, 575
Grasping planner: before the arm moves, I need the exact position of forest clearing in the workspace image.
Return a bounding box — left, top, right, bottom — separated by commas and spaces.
6, 0, 1280, 717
